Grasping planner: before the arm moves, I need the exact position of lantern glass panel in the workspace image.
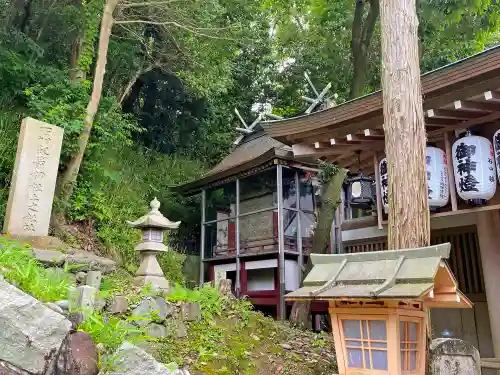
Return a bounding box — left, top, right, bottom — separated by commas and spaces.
151, 229, 163, 242
342, 319, 388, 371
400, 320, 421, 372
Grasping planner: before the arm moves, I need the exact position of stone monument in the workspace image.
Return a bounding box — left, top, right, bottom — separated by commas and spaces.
3, 118, 64, 237
127, 198, 181, 292
429, 338, 481, 375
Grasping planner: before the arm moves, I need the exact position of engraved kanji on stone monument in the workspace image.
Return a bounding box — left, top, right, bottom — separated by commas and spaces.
3, 118, 64, 237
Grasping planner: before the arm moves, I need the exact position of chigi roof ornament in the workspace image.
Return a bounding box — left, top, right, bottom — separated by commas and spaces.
233, 108, 283, 145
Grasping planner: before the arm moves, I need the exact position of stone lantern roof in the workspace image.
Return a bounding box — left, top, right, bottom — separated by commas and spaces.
127, 198, 181, 229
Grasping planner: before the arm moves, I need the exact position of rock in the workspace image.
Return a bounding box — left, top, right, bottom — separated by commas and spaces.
0, 360, 29, 375
146, 323, 168, 339
66, 249, 116, 274
217, 279, 233, 297
175, 321, 188, 339
94, 296, 106, 312
131, 298, 169, 327
76, 272, 87, 283
73, 285, 97, 312
180, 302, 200, 322
45, 302, 64, 315
99, 341, 180, 375
280, 344, 292, 351
85, 271, 102, 289
68, 312, 85, 330
55, 300, 70, 311
56, 331, 99, 375
0, 278, 71, 374
107, 295, 128, 314
155, 297, 173, 320
32, 248, 66, 266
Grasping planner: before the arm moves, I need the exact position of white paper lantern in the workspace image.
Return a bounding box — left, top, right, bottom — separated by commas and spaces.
379, 158, 389, 213
492, 129, 500, 181
426, 147, 449, 208
452, 133, 496, 203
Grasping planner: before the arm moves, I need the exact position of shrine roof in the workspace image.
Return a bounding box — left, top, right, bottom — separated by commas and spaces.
285, 243, 471, 308
262, 45, 500, 171
174, 130, 317, 195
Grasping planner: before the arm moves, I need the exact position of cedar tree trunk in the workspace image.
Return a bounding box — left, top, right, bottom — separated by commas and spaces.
379, 0, 430, 249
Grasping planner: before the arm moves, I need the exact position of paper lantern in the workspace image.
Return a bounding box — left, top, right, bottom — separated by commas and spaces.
492, 129, 500, 181
347, 173, 375, 208
379, 158, 389, 213
426, 147, 449, 208
452, 133, 496, 204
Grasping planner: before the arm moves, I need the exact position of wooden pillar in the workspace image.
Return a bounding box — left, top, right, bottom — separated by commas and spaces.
200, 189, 206, 285
476, 210, 500, 357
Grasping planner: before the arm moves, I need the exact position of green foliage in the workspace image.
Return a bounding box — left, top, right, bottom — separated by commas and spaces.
0, 237, 73, 302
78, 311, 148, 355
156, 284, 335, 375
318, 161, 340, 184
158, 251, 186, 285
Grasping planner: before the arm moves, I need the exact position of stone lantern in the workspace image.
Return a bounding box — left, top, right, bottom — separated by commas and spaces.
127, 198, 181, 292
286, 244, 471, 375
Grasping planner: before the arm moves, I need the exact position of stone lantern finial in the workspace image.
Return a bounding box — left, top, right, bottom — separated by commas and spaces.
127, 198, 181, 293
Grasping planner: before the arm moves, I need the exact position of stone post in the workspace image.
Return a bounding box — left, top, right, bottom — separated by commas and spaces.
429, 338, 481, 375
3, 118, 64, 237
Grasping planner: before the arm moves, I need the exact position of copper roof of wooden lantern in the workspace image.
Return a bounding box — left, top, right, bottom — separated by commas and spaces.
285, 243, 471, 308
175, 130, 318, 195
127, 198, 181, 229
262, 45, 500, 171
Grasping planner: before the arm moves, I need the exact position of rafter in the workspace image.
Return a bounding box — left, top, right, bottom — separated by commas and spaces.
427, 108, 485, 119
485, 91, 500, 101
454, 100, 500, 112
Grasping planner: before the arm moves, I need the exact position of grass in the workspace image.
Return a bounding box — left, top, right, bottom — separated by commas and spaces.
0, 236, 72, 302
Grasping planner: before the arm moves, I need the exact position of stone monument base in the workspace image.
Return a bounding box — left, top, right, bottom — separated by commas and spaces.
135, 275, 170, 293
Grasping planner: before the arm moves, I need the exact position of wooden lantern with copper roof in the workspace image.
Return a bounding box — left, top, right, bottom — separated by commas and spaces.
285, 243, 471, 375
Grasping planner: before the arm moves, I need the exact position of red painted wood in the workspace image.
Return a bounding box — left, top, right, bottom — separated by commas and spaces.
311, 301, 329, 313
228, 220, 236, 249
273, 211, 278, 238
240, 261, 247, 294
209, 263, 214, 284
249, 296, 280, 306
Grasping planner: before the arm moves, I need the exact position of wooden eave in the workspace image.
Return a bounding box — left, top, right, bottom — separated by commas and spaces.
173, 149, 317, 196
262, 45, 500, 169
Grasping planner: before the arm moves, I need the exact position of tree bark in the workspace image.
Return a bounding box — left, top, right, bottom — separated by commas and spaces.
379, 0, 430, 249
58, 0, 120, 207
289, 168, 348, 328
349, 0, 379, 99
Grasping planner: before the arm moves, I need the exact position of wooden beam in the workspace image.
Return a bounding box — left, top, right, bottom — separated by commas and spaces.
346, 134, 360, 141
485, 90, 500, 101
364, 129, 384, 137
427, 111, 500, 138
444, 132, 458, 211
286, 115, 385, 143
427, 108, 486, 119
425, 117, 461, 126
292, 142, 384, 158
454, 100, 500, 112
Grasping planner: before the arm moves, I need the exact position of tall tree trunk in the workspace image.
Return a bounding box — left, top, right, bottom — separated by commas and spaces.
379, 0, 430, 249
350, 0, 379, 99
289, 168, 347, 328
58, 0, 120, 207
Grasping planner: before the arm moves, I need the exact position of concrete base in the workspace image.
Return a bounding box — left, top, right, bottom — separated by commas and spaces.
134, 275, 170, 294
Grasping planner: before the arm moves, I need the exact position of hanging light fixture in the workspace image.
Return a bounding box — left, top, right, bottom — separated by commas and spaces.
452, 130, 496, 205
346, 151, 375, 209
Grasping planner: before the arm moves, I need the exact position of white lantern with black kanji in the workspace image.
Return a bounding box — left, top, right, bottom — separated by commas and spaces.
492, 129, 500, 181
452, 132, 496, 204
379, 158, 389, 213
426, 146, 449, 208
